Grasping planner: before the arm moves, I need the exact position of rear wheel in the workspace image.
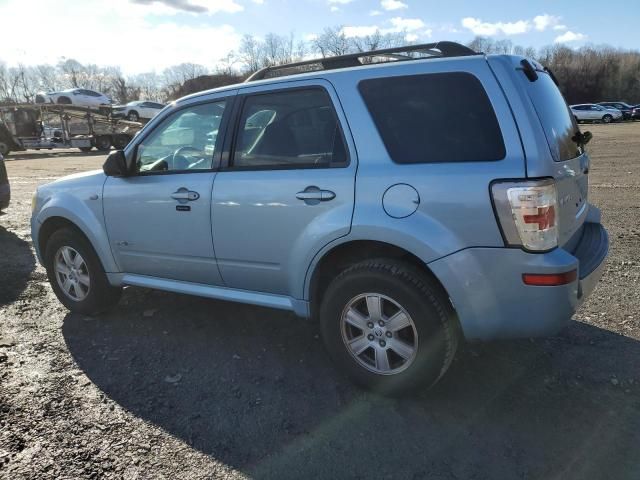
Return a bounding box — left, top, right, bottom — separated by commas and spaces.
602, 114, 613, 124
320, 259, 459, 395
44, 228, 122, 315
94, 135, 112, 151
57, 96, 72, 105
127, 111, 140, 122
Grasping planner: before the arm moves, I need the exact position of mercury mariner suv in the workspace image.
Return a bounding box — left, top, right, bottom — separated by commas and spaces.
31, 42, 608, 394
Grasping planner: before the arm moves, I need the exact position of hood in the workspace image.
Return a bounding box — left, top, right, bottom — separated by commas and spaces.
51, 169, 105, 186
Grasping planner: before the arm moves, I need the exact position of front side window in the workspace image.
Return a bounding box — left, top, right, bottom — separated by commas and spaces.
231, 88, 348, 169
135, 101, 226, 173
359, 72, 506, 164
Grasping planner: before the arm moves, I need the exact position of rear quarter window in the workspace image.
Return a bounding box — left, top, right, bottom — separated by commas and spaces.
358, 72, 506, 164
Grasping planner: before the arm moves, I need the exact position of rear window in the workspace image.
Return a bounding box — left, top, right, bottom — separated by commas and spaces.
522, 72, 581, 162
358, 72, 506, 164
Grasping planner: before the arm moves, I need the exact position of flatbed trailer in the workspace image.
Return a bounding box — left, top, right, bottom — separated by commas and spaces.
0, 103, 143, 156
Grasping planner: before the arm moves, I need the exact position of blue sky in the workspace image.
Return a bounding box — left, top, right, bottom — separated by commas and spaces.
1, 0, 638, 73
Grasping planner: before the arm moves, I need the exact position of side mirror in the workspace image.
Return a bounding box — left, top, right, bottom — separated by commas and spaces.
103, 150, 130, 177
582, 131, 593, 145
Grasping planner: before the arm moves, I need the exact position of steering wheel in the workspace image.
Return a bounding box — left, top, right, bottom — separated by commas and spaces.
171, 146, 202, 170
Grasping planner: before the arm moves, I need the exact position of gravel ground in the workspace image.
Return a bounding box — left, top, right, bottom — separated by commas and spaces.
1, 124, 639, 480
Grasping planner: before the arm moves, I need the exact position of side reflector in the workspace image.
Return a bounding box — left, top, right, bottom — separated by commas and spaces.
522, 270, 577, 286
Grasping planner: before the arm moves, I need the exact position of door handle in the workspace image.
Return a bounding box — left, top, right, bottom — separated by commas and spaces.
171, 188, 200, 202
296, 186, 336, 204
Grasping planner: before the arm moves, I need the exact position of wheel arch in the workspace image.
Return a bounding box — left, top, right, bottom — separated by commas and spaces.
35, 201, 119, 273
306, 239, 453, 320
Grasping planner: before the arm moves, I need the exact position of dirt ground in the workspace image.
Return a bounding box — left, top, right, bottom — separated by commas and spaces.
0, 124, 639, 480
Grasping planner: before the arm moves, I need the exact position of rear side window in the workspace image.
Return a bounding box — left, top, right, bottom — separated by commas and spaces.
231, 88, 348, 169
358, 72, 506, 164
522, 72, 581, 162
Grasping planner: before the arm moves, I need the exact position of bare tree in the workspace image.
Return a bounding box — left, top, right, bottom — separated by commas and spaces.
312, 26, 351, 57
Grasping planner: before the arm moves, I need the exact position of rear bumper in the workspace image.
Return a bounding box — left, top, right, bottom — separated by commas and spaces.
430, 217, 608, 341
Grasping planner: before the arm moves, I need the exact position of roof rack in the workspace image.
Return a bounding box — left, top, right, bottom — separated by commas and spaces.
245, 41, 479, 82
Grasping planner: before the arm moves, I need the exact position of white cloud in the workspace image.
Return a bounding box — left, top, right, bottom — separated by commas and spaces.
328, 0, 352, 11
0, 0, 242, 74
533, 14, 561, 31
251, 0, 264, 3
381, 0, 407, 11
130, 0, 243, 14
389, 17, 425, 32
462, 17, 530, 36
342, 25, 380, 37
343, 17, 426, 38
555, 31, 587, 43
554, 24, 568, 31
369, 9, 382, 16
423, 28, 433, 38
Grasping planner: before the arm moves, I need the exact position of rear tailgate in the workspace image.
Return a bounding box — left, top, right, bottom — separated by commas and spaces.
515, 62, 589, 249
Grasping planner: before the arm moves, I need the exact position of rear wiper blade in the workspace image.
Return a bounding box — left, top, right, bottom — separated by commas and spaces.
572, 130, 592, 146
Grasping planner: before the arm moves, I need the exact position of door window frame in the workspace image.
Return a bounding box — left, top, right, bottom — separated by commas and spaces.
220, 84, 351, 172
126, 94, 236, 177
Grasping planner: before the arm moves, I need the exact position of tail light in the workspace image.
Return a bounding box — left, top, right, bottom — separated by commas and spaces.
491, 179, 558, 251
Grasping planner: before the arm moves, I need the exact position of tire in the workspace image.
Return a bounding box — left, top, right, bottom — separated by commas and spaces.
94, 136, 112, 151
127, 111, 139, 122
57, 96, 72, 105
79, 146, 93, 152
602, 114, 613, 124
44, 227, 122, 315
0, 142, 10, 156
112, 134, 131, 150
319, 258, 459, 395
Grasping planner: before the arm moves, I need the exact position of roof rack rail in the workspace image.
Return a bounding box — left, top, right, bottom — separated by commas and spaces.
245, 41, 479, 82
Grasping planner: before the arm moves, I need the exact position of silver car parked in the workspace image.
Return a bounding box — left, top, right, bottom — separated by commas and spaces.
571, 103, 622, 123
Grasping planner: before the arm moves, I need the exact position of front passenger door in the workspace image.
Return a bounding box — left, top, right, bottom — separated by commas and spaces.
103, 95, 234, 284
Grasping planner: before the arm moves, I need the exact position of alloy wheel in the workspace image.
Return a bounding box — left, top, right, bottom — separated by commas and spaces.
340, 293, 418, 375
54, 246, 90, 301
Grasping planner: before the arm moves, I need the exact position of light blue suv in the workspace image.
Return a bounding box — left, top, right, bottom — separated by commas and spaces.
31, 43, 608, 393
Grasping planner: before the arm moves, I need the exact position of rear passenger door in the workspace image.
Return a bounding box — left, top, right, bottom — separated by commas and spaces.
211, 80, 356, 296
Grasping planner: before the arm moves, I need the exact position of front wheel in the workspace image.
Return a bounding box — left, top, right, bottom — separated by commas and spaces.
320, 259, 459, 395
602, 114, 613, 124
127, 111, 140, 122
44, 228, 122, 315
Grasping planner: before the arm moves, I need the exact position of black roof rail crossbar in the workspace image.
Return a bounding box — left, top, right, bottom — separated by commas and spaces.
245, 41, 479, 82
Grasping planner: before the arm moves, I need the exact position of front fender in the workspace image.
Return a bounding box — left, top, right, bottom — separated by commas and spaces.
34, 191, 119, 273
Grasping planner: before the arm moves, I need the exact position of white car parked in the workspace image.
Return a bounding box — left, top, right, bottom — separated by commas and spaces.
111, 101, 165, 122
570, 103, 623, 123
35, 88, 111, 110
